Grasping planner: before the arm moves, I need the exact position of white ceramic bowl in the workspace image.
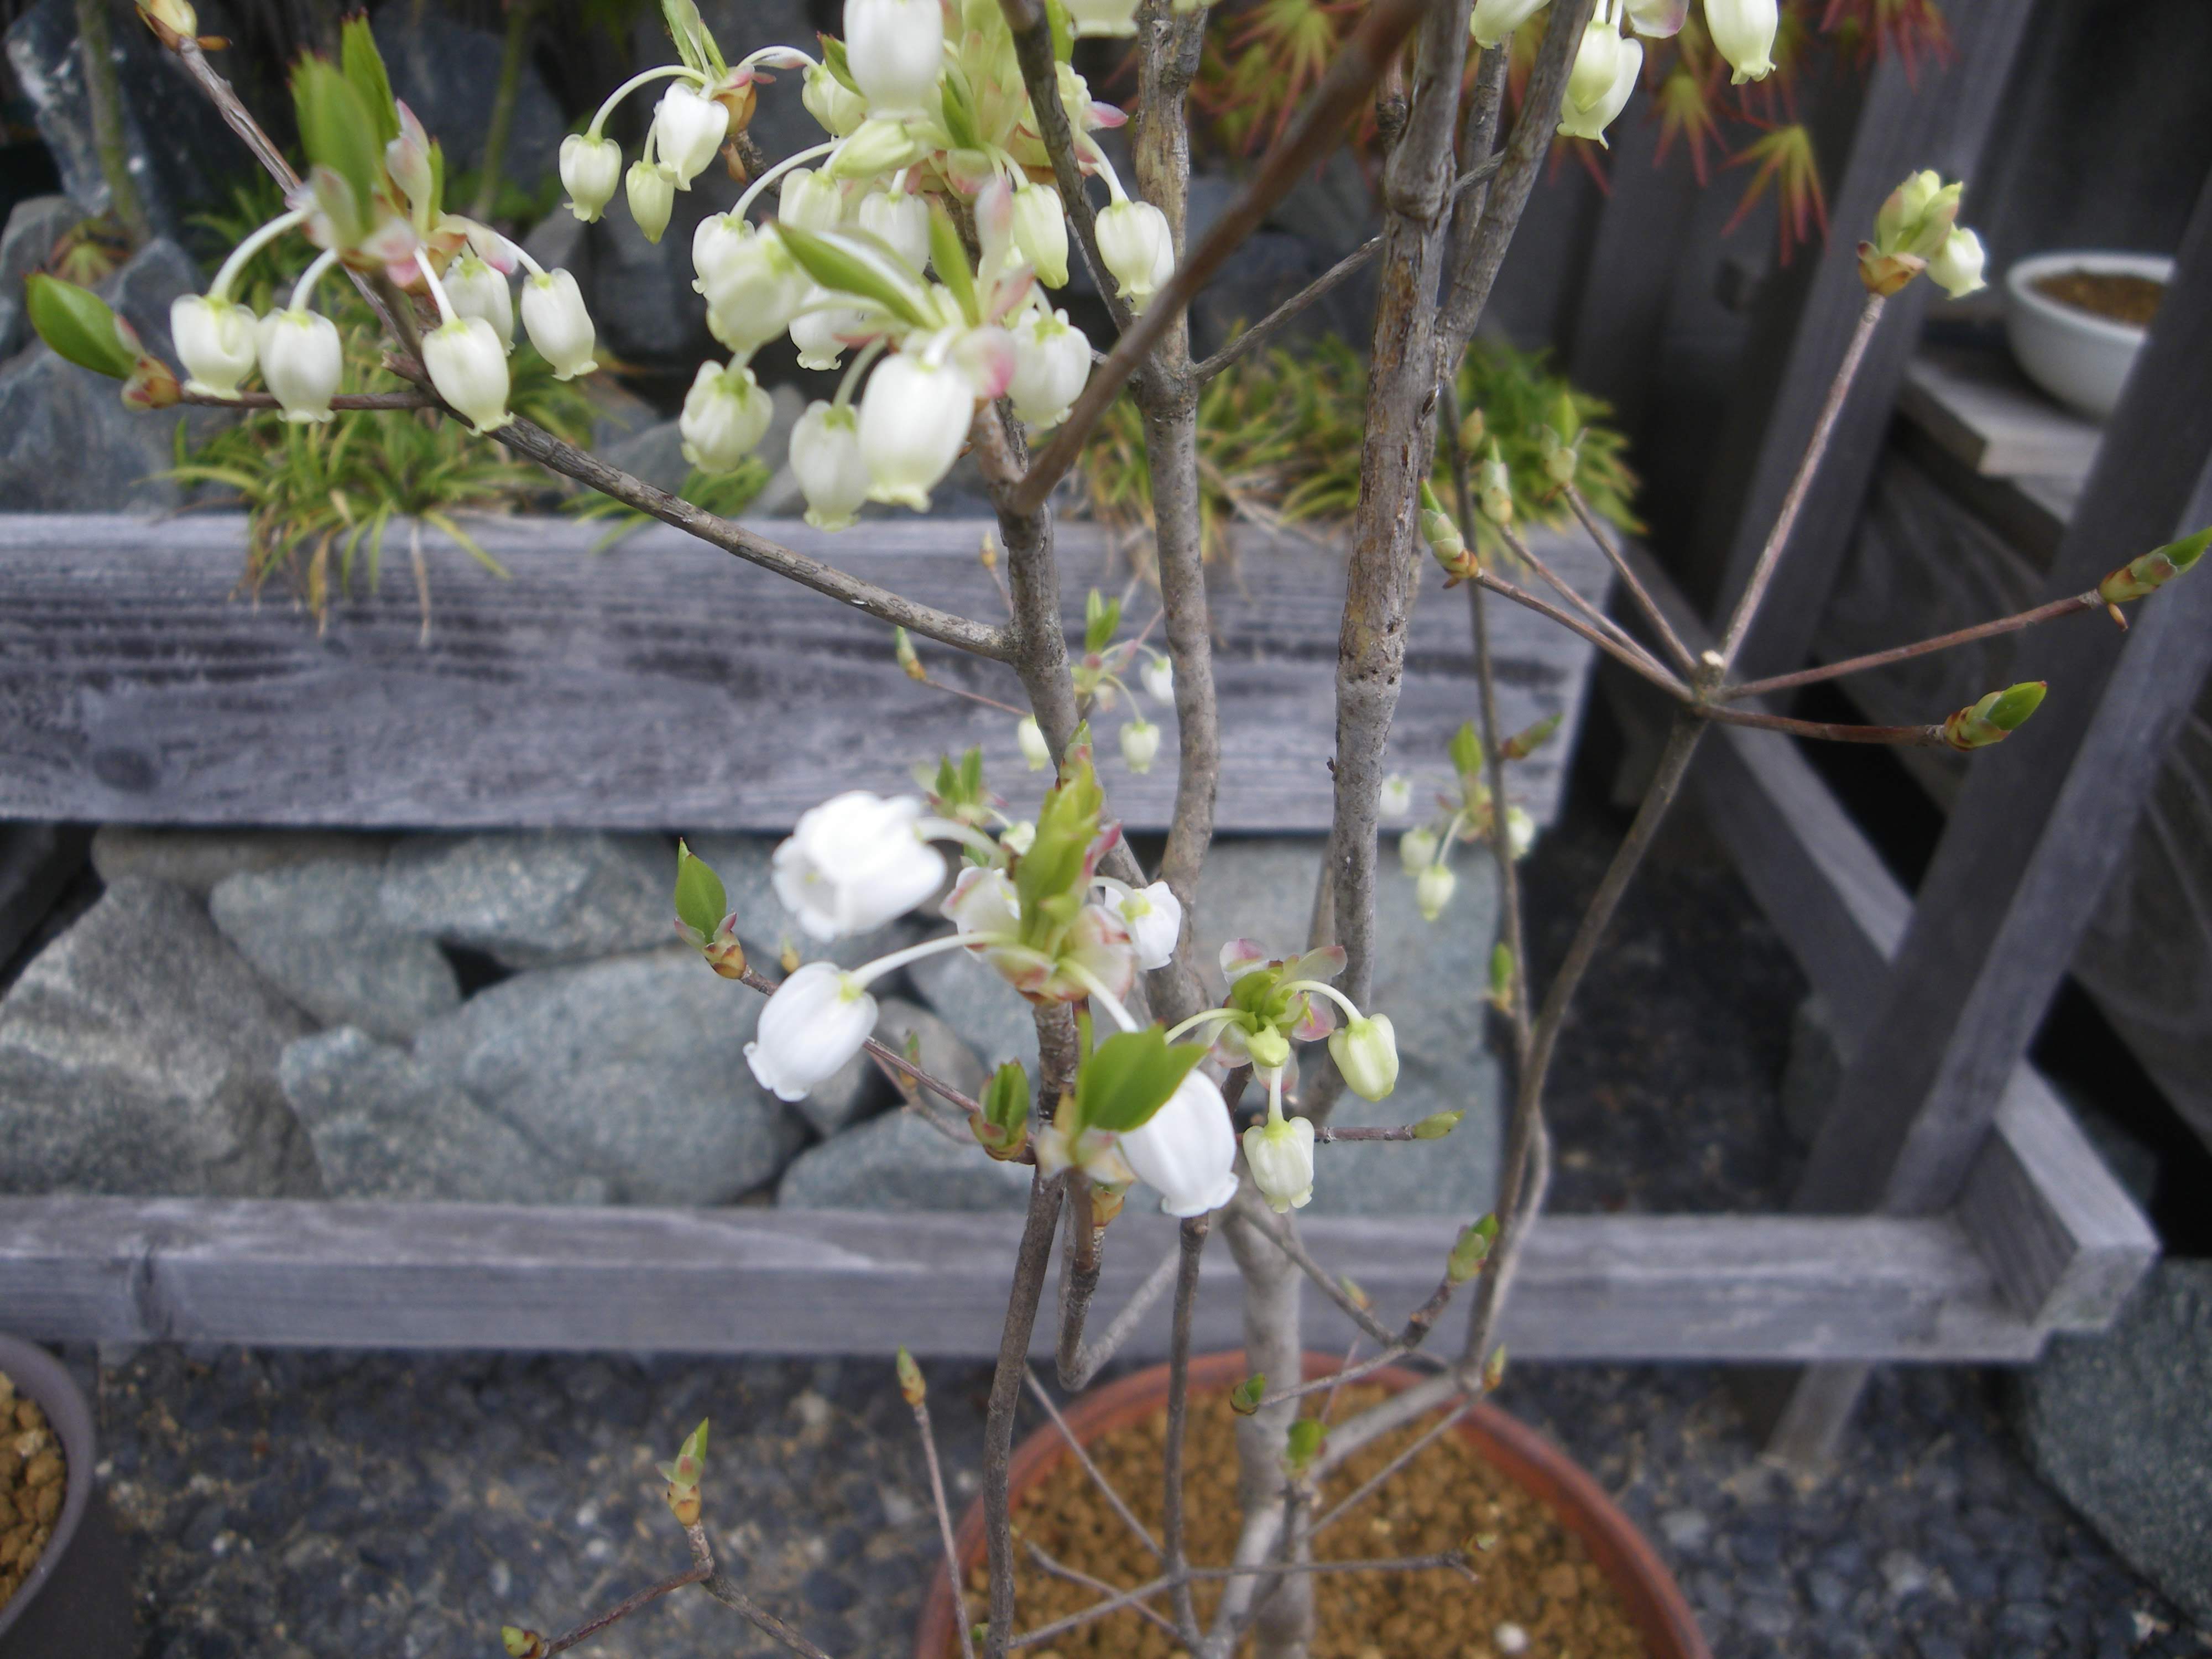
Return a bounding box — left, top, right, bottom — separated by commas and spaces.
2005, 251, 2173, 422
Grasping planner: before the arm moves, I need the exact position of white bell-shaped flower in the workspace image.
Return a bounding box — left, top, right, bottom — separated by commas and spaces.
858, 350, 974, 512
422, 315, 512, 435
1017, 716, 1051, 771
627, 157, 678, 242
1063, 0, 1139, 38
1115, 881, 1182, 971
170, 294, 257, 397
519, 268, 597, 379
1327, 1014, 1399, 1102
1470, 0, 1546, 48
1008, 306, 1091, 427
857, 189, 931, 274
1242, 1094, 1316, 1213
698, 222, 813, 352
445, 253, 514, 350
654, 81, 731, 188
790, 294, 866, 371
771, 790, 948, 940
1399, 825, 1439, 877
844, 0, 945, 121
1416, 860, 1457, 922
744, 961, 878, 1102
1379, 774, 1413, 818
1704, 0, 1778, 84
1010, 184, 1069, 286
1142, 653, 1173, 703
680, 359, 774, 473
790, 399, 872, 530
1557, 21, 1641, 145
779, 167, 844, 233
1095, 199, 1175, 310
1121, 1071, 1239, 1218
1120, 717, 1160, 774
254, 306, 342, 423
560, 133, 623, 223
803, 62, 868, 137
1927, 227, 1987, 299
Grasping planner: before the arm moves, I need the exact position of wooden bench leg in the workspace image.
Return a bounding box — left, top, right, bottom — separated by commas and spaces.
1732, 1361, 1874, 1469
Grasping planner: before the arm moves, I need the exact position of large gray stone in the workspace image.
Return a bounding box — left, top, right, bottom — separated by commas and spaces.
0, 877, 321, 1197
210, 860, 460, 1042
2016, 1262, 2212, 1626
279, 1026, 601, 1204
777, 1107, 1031, 1212
411, 946, 803, 1205
372, 9, 565, 191
1188, 836, 1503, 1217
91, 826, 390, 900
0, 236, 212, 512
906, 943, 1042, 1081
682, 831, 935, 974
792, 995, 990, 1141
379, 832, 674, 968
0, 193, 82, 362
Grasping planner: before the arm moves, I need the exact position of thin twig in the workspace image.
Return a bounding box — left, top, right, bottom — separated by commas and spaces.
539, 1563, 711, 1655
1163, 1213, 1209, 1646
686, 1523, 839, 1659
1469, 567, 1694, 700
1020, 1539, 1183, 1641
1496, 521, 1681, 687
1721, 590, 2104, 702
1230, 1190, 1395, 1349
1693, 703, 1948, 747
866, 1048, 982, 1148
1008, 1572, 1175, 1650
1308, 1397, 1475, 1540
1022, 1369, 1161, 1559
1060, 1240, 1182, 1391
910, 1383, 977, 1659
1313, 1122, 1438, 1142
1257, 1344, 1412, 1411
1563, 484, 1700, 677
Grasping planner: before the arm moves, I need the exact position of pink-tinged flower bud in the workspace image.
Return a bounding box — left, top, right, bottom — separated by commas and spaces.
1470, 0, 1545, 48
1927, 228, 1987, 300
654, 81, 730, 189
773, 791, 947, 940
170, 294, 257, 397
744, 962, 878, 1101
680, 359, 774, 473
1064, 0, 1139, 36
858, 351, 974, 512
1121, 1072, 1238, 1218
1328, 1013, 1399, 1103
1416, 860, 1456, 922
804, 63, 868, 137
422, 315, 512, 435
1242, 1097, 1316, 1213
790, 399, 871, 530
857, 189, 931, 274
254, 306, 342, 423
1010, 184, 1069, 287
445, 253, 513, 350
1115, 880, 1181, 971
1096, 199, 1174, 310
561, 133, 623, 223
1119, 717, 1160, 774
844, 0, 945, 122
1557, 22, 1641, 145
520, 269, 597, 380
1017, 715, 1051, 771
779, 168, 844, 233
1008, 306, 1091, 427
1704, 0, 1777, 84
626, 158, 677, 243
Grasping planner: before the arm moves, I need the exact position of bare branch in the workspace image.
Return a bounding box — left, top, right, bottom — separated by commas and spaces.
538, 1562, 711, 1655
1020, 1538, 1183, 1641
687, 1522, 841, 1659
1187, 1552, 1473, 1580
1494, 520, 1685, 691
1009, 1572, 1175, 1650
1468, 566, 1693, 700
1022, 1368, 1161, 1559
1308, 1396, 1475, 1539
1058, 1240, 1181, 1391
1055, 1175, 1105, 1381
1563, 485, 1701, 679
909, 1378, 977, 1659
1229, 1190, 1394, 1349
1721, 590, 2105, 702
1693, 704, 1948, 747
1162, 1213, 1210, 1646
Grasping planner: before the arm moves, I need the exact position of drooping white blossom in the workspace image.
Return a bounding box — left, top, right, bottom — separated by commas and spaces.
680, 359, 775, 473
1242, 1093, 1316, 1213
1121, 1071, 1239, 1218
744, 961, 878, 1101
171, 295, 257, 397
422, 315, 512, 434
771, 791, 948, 941
844, 0, 945, 121
858, 350, 974, 512
790, 400, 872, 530
560, 133, 623, 222
254, 306, 342, 422
520, 269, 597, 379
1704, 0, 1778, 84
654, 80, 731, 188
444, 253, 513, 349
1096, 199, 1175, 310
1007, 306, 1091, 427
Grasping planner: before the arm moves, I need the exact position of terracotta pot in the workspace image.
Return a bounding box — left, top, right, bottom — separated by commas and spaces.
0, 1336, 136, 1659
916, 1350, 1709, 1659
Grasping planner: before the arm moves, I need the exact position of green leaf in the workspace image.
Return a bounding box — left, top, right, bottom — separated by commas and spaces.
291, 56, 384, 246
1045, 0, 1073, 61
25, 275, 140, 379
1013, 753, 1103, 949
674, 840, 728, 938
820, 33, 860, 92
1083, 588, 1121, 654
774, 223, 931, 329
1448, 719, 1482, 781
928, 200, 979, 326
338, 15, 400, 149
1284, 1417, 1324, 1470
1074, 1027, 1207, 1135
938, 66, 983, 154
1501, 712, 1561, 761
983, 1061, 1029, 1135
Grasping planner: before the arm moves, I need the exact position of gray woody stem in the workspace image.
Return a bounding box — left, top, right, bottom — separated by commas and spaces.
908, 1373, 977, 1659
686, 1521, 840, 1659
1564, 484, 1702, 678
1024, 1368, 1161, 1556
1053, 1175, 1104, 1384
74, 0, 152, 246
1162, 1213, 1210, 1646
1721, 589, 2105, 701
1056, 1241, 1181, 1391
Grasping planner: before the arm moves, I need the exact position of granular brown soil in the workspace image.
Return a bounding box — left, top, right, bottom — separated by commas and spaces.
0, 1369, 66, 1617
2033, 270, 2165, 328
990, 1385, 1648, 1658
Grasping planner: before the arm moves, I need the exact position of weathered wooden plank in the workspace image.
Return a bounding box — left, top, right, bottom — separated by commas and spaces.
0, 1197, 2041, 1362
0, 515, 1606, 834
1897, 347, 2103, 481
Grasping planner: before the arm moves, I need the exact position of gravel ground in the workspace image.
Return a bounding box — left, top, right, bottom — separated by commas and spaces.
47, 805, 2212, 1656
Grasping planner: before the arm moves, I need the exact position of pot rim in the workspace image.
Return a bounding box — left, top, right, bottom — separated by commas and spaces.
915, 1349, 1710, 1659
0, 1335, 97, 1644
2005, 251, 2176, 348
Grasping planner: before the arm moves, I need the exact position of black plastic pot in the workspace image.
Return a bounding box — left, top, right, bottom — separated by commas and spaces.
0, 1337, 135, 1659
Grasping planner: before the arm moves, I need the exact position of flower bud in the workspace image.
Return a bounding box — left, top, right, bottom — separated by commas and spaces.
1327, 1013, 1399, 1102
858, 188, 931, 274
170, 294, 257, 397
804, 64, 868, 137
858, 350, 975, 511
1557, 22, 1641, 146
779, 167, 844, 233
1416, 860, 1456, 922
445, 252, 513, 349
560, 133, 623, 223
791, 399, 872, 530
1244, 1025, 1291, 1076
1243, 1101, 1316, 1213
845, 0, 945, 121
1399, 825, 1438, 876
520, 268, 597, 380
680, 359, 774, 473
1096, 199, 1175, 310
1017, 715, 1051, 771
1120, 717, 1160, 774
1448, 1213, 1499, 1283
1380, 774, 1412, 818
1927, 227, 1987, 300
1421, 495, 1470, 577
626, 158, 677, 243
1478, 442, 1515, 525
1941, 681, 2047, 752
1008, 306, 1091, 427
1415, 1109, 1463, 1140
654, 81, 731, 189
422, 315, 512, 435
896, 1345, 926, 1406
1010, 184, 1070, 287
828, 117, 923, 180
1063, 0, 1139, 36
1470, 0, 1544, 48
2098, 527, 2210, 604
1704, 0, 1777, 84
501, 1627, 545, 1659
254, 306, 342, 423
